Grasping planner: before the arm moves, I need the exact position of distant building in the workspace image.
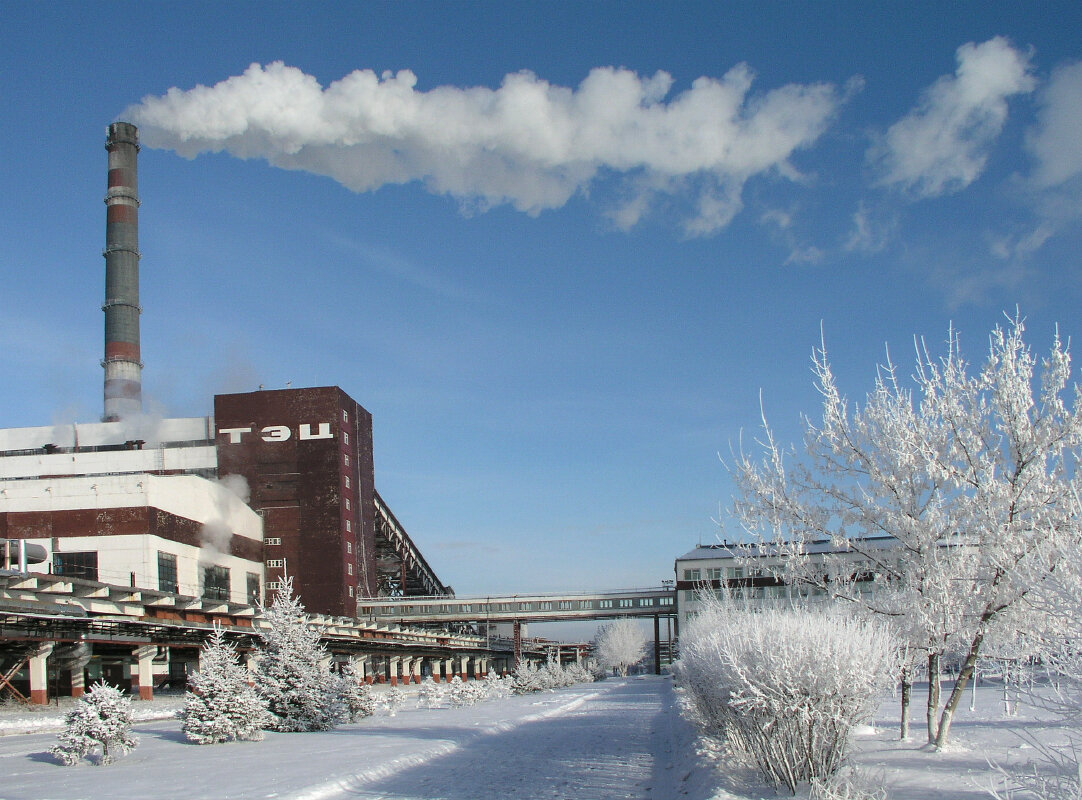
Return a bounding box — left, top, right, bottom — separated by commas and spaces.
673, 536, 900, 625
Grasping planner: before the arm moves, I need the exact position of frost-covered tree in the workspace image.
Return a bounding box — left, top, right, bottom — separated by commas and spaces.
183, 626, 270, 744
511, 660, 542, 694
449, 674, 485, 707
678, 596, 897, 794
338, 659, 376, 722
254, 577, 339, 732
384, 685, 406, 716
595, 619, 647, 677
51, 681, 138, 766
732, 315, 1082, 748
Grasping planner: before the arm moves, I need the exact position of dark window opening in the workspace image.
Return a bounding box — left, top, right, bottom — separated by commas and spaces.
202, 565, 230, 601
53, 551, 98, 581
158, 551, 178, 594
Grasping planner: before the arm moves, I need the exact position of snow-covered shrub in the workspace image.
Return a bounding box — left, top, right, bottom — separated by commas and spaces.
678, 597, 897, 794
808, 765, 887, 800
255, 578, 339, 732
339, 659, 377, 721
183, 627, 270, 744
511, 661, 542, 694
384, 685, 406, 716
449, 675, 486, 707
482, 671, 512, 700
51, 681, 138, 766
564, 662, 595, 685
417, 677, 446, 709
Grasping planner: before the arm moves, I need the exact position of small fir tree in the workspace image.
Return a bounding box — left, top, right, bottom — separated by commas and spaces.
417, 677, 446, 709
182, 626, 270, 744
339, 659, 377, 721
384, 685, 406, 716
255, 577, 339, 732
51, 681, 138, 766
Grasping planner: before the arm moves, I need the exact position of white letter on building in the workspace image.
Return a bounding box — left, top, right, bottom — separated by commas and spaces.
299, 423, 333, 440
218, 427, 252, 444
261, 425, 291, 442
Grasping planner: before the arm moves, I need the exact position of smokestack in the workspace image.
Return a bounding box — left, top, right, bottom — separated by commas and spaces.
102, 122, 142, 421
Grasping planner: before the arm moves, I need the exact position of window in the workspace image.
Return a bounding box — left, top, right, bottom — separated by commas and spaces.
347, 563, 353, 575
202, 565, 230, 601
558, 600, 573, 610
266, 580, 283, 591
346, 541, 352, 554
348, 585, 354, 597
54, 551, 98, 581
345, 498, 351, 511
265, 537, 282, 546
706, 568, 722, 581
345, 519, 351, 532
640, 598, 654, 606
266, 559, 284, 568
599, 599, 613, 609
343, 410, 349, 422
618, 598, 633, 608
683, 568, 701, 581
345, 476, 351, 488
247, 572, 261, 605
343, 432, 349, 445
157, 551, 178, 594
659, 597, 673, 606
343, 454, 350, 467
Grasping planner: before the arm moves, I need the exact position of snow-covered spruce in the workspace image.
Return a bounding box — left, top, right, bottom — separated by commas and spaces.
416, 677, 446, 709
384, 685, 406, 716
254, 577, 339, 732
677, 596, 896, 795
183, 626, 270, 744
449, 675, 486, 707
338, 659, 377, 721
51, 681, 138, 766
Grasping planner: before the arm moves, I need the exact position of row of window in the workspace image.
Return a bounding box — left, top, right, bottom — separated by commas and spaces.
379, 595, 675, 615
54, 550, 261, 605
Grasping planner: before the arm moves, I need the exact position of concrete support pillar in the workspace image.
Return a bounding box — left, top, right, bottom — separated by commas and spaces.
654, 614, 662, 675
388, 656, 400, 686
400, 656, 412, 685
444, 658, 455, 681
131, 645, 156, 701
28, 644, 54, 705
412, 658, 422, 683
513, 620, 522, 669
70, 664, 85, 698
356, 655, 370, 684
431, 658, 443, 682
459, 655, 470, 680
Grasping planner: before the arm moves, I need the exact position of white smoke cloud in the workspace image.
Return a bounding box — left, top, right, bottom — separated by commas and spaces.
872, 37, 1035, 197
125, 62, 849, 235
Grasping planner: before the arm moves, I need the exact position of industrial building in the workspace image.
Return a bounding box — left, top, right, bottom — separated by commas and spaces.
0, 122, 484, 704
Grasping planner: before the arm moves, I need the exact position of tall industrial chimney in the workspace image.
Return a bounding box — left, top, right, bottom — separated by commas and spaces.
102, 121, 142, 421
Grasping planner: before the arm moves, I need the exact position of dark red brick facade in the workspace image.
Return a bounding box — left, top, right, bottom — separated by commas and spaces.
214, 387, 377, 617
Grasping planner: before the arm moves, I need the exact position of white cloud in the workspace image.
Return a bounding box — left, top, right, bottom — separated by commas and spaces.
126, 62, 848, 236
843, 202, 894, 253
1027, 61, 1082, 189
872, 37, 1035, 197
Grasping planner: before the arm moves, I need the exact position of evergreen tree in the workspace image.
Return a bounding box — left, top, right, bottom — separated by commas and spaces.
417, 676, 446, 709
182, 626, 270, 744
51, 681, 138, 766
384, 685, 406, 716
255, 577, 339, 732
339, 659, 376, 721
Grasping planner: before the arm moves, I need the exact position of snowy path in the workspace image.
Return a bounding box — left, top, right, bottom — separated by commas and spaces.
0, 676, 719, 800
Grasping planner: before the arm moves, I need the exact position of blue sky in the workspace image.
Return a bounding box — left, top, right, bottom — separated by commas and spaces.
3, 2, 1081, 598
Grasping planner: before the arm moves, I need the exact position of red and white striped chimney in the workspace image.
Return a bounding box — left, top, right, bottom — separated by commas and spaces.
102, 122, 142, 421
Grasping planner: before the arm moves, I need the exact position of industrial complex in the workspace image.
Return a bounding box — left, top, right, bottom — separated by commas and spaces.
0, 123, 675, 705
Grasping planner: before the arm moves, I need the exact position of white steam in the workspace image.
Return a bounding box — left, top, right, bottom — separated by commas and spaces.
199, 474, 250, 558
125, 62, 849, 235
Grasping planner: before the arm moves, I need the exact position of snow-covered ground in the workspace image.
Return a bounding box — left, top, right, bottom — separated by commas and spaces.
0, 676, 1069, 800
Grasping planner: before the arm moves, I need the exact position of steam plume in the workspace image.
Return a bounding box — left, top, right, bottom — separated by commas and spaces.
126, 62, 849, 235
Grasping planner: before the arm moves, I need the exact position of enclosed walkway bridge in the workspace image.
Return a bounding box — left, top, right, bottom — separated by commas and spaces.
358, 587, 675, 625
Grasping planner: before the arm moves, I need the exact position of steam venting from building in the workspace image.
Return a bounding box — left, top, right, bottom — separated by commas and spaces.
102, 122, 142, 422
